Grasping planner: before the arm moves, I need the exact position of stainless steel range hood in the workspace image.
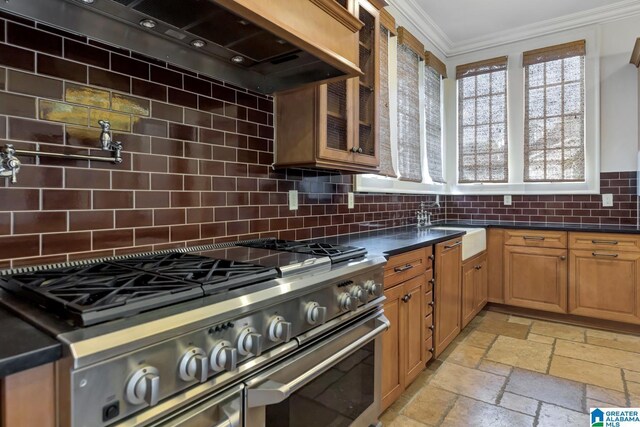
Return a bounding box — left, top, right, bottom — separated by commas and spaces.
0, 0, 364, 94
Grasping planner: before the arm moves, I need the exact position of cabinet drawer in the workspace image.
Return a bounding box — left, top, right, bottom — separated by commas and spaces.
424, 313, 433, 338
569, 232, 640, 252
504, 229, 567, 248
384, 248, 430, 289
425, 291, 433, 316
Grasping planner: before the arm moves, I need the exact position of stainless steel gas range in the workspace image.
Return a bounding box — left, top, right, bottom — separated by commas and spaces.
0, 239, 388, 427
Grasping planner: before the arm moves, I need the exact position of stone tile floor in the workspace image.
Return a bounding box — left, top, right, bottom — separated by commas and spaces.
380, 310, 640, 426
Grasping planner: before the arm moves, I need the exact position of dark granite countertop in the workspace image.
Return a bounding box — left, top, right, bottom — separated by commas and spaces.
317, 226, 466, 257
440, 220, 640, 234
317, 220, 640, 258
0, 307, 61, 377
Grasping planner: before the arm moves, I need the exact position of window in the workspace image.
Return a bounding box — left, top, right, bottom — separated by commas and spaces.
396, 28, 423, 182
457, 57, 508, 183
524, 40, 585, 182
424, 52, 446, 183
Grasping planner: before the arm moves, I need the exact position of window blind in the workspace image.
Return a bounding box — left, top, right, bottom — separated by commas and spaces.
424, 65, 445, 183
523, 40, 585, 182
397, 27, 423, 182
377, 24, 396, 177
457, 56, 508, 183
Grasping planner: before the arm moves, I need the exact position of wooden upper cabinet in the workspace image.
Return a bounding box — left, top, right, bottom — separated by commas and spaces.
504, 245, 568, 313
274, 0, 382, 173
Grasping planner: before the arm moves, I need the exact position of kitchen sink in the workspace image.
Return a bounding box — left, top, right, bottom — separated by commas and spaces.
430, 227, 487, 260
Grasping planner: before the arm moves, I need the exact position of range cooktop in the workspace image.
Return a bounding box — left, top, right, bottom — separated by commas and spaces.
0, 252, 279, 327
238, 239, 367, 264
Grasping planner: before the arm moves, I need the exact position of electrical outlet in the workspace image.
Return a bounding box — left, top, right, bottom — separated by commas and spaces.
503, 195, 512, 206
348, 192, 355, 209
288, 190, 298, 210
602, 193, 613, 207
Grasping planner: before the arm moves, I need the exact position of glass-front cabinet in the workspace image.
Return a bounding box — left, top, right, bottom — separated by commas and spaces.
275, 0, 382, 173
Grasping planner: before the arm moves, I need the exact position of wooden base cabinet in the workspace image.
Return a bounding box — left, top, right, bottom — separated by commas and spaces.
381, 248, 432, 412
461, 252, 488, 328
434, 238, 462, 358
1, 363, 56, 427
504, 245, 568, 313
569, 249, 640, 324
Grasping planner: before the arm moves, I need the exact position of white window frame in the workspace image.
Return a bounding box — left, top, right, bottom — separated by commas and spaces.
448, 27, 600, 195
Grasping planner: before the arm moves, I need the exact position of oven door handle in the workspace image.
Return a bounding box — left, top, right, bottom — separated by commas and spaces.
247, 313, 389, 408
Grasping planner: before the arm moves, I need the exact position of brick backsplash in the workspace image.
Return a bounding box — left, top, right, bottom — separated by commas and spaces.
0, 11, 442, 269
446, 172, 639, 225
0, 11, 636, 270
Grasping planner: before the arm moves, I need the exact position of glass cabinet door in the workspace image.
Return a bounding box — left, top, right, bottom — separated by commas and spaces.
353, 1, 379, 164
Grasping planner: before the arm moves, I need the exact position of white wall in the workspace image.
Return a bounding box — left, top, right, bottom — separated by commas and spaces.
599, 15, 639, 172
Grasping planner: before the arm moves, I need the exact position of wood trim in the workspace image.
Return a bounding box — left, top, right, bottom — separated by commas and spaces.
424, 51, 447, 78
455, 56, 508, 79
397, 27, 425, 59
1, 363, 56, 427
367, 0, 389, 10
379, 8, 397, 35
523, 39, 586, 66
631, 38, 640, 67
309, 0, 365, 32
486, 304, 640, 335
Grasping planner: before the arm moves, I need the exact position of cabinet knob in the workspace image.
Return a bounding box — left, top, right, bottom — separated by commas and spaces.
401, 294, 412, 303
429, 324, 435, 330
428, 301, 434, 306
351, 147, 363, 153
428, 254, 435, 261
559, 256, 566, 261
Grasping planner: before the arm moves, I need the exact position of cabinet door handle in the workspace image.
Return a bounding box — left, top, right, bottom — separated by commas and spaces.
591, 240, 619, 245
592, 252, 619, 258
428, 325, 435, 330
428, 278, 435, 285
351, 147, 363, 153
523, 235, 545, 241
444, 241, 462, 249
475, 265, 483, 270
394, 264, 414, 273
428, 301, 434, 306
559, 256, 566, 261
401, 294, 412, 303
428, 254, 435, 261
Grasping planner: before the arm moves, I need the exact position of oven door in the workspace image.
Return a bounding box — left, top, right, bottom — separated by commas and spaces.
144, 384, 242, 427
244, 309, 389, 427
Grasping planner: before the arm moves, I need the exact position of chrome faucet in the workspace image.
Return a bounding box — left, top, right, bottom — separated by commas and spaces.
416, 201, 432, 228
0, 144, 21, 184
98, 120, 123, 164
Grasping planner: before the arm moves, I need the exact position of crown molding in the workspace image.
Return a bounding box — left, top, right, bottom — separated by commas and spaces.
387, 0, 452, 54
391, 0, 640, 58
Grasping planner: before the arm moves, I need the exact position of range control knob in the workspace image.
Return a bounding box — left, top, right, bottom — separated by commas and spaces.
363, 280, 383, 298
125, 366, 160, 406
339, 292, 358, 312
209, 341, 237, 372
237, 327, 263, 357
350, 286, 368, 304
305, 302, 327, 325
178, 347, 208, 383
267, 316, 292, 342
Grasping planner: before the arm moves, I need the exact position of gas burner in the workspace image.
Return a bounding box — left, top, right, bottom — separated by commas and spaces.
0, 252, 279, 326
239, 239, 367, 264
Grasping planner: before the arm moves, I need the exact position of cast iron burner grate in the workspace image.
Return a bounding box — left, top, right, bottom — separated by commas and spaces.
239, 239, 366, 264
0, 252, 278, 326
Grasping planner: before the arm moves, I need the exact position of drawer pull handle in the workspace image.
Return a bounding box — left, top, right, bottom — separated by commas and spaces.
444, 241, 462, 249
394, 264, 414, 273
592, 252, 619, 258
523, 236, 545, 241
591, 240, 619, 245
